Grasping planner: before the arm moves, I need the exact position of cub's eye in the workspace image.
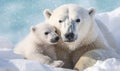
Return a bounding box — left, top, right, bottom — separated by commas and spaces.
76, 19, 80, 23
44, 32, 49, 35
59, 20, 63, 23
55, 30, 57, 33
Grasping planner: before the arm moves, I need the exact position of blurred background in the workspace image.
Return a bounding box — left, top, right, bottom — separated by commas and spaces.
0, 0, 120, 44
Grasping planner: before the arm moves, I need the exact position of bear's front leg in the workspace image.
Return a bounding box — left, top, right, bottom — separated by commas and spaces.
74, 49, 111, 71
50, 60, 64, 67
26, 52, 64, 67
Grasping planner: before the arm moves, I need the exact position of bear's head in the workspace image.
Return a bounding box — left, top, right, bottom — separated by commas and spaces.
31, 23, 59, 45
44, 4, 96, 44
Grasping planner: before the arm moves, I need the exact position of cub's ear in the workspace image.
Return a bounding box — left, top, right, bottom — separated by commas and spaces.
88, 8, 95, 17
31, 26, 36, 32
43, 9, 53, 19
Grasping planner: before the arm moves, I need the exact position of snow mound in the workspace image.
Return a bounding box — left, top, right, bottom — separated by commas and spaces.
0, 48, 23, 59
0, 59, 76, 71
96, 7, 120, 54
84, 58, 120, 71
10, 59, 75, 71
0, 59, 18, 71
0, 36, 14, 48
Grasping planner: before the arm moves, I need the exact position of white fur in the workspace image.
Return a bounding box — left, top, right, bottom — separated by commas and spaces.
44, 4, 119, 70
44, 4, 97, 50
14, 23, 64, 67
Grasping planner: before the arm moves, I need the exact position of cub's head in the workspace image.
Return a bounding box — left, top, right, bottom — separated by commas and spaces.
44, 4, 95, 43
31, 23, 59, 44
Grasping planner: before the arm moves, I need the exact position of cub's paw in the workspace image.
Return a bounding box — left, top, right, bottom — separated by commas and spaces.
52, 60, 64, 67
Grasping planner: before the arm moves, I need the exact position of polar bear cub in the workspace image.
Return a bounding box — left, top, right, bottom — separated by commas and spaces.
14, 22, 64, 67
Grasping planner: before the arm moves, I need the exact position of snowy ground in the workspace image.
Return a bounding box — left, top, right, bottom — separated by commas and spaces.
0, 7, 120, 71
96, 7, 120, 54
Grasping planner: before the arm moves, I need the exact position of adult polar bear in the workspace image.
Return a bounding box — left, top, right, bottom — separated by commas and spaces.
44, 4, 119, 71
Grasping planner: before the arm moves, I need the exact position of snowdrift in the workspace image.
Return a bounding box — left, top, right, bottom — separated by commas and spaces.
85, 58, 120, 71
0, 7, 120, 71
96, 7, 120, 54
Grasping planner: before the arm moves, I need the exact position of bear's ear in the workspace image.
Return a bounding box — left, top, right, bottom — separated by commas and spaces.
88, 8, 95, 17
31, 26, 36, 32
43, 9, 53, 19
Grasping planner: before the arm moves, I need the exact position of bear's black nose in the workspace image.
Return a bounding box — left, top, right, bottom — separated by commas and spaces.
51, 36, 59, 43
55, 36, 59, 41
65, 32, 74, 40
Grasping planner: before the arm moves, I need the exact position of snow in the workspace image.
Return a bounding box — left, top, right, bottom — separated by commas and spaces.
96, 7, 120, 54
0, 48, 23, 59
0, 59, 75, 71
0, 59, 18, 71
0, 36, 14, 49
0, 7, 120, 71
84, 58, 120, 71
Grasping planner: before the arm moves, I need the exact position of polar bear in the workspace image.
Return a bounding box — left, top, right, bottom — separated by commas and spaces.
43, 4, 119, 70
14, 23, 64, 67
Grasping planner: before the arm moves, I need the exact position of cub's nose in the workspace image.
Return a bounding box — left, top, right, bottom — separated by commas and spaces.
65, 32, 74, 40
55, 36, 59, 41
51, 36, 59, 43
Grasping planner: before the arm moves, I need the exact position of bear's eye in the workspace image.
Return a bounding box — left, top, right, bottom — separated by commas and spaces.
59, 20, 63, 23
76, 19, 80, 23
55, 30, 57, 33
44, 32, 49, 35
